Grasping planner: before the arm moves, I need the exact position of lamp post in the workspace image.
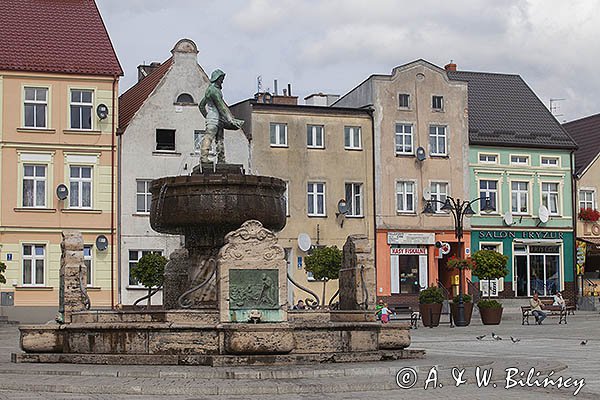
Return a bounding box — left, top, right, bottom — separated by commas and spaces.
423, 196, 493, 327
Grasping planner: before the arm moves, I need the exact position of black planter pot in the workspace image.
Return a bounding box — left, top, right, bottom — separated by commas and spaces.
479, 306, 503, 325
450, 302, 473, 326
419, 303, 443, 327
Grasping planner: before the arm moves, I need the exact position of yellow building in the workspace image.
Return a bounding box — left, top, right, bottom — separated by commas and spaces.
0, 0, 122, 322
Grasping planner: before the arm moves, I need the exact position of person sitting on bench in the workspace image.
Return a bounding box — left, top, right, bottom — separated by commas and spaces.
530, 292, 547, 324
553, 291, 566, 310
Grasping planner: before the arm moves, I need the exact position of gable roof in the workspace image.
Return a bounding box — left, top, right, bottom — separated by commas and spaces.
562, 113, 600, 176
118, 58, 173, 130
0, 0, 122, 76
448, 70, 576, 150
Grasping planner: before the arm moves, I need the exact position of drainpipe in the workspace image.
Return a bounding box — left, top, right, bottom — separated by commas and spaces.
570, 149, 578, 303
368, 106, 377, 302
111, 75, 117, 309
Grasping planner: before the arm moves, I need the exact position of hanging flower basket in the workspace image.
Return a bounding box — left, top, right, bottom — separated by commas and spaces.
447, 256, 475, 270
579, 208, 600, 222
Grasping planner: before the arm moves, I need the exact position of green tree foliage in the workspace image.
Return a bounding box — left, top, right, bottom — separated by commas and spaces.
471, 250, 509, 300
0, 261, 6, 284
304, 245, 342, 306
131, 253, 167, 308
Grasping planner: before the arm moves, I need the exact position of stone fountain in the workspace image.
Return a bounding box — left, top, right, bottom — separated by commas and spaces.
13, 69, 421, 366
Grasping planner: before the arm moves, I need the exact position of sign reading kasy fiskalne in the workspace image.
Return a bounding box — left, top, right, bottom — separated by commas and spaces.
478, 231, 564, 239
390, 247, 428, 255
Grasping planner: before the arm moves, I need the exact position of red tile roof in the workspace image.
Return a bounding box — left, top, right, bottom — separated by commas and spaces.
0, 0, 122, 76
118, 58, 173, 130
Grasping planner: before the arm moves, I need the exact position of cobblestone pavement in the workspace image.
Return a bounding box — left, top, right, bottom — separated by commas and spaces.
0, 311, 598, 399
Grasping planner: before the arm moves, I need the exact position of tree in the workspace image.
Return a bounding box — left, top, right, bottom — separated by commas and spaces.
130, 253, 167, 309
471, 250, 509, 299
304, 245, 342, 307
0, 261, 6, 284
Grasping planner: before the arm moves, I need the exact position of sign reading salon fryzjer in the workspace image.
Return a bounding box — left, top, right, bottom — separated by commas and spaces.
387, 232, 435, 245
478, 231, 565, 240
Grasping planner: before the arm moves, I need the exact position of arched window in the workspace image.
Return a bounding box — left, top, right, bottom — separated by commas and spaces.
176, 93, 194, 104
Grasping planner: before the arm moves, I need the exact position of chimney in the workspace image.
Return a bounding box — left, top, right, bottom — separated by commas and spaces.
137, 62, 162, 82
444, 61, 457, 71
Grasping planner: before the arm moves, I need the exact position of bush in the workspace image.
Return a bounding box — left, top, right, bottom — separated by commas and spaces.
471, 250, 509, 281
131, 253, 167, 308
304, 245, 342, 307
452, 293, 472, 303
419, 286, 444, 304
0, 261, 6, 284
477, 299, 502, 309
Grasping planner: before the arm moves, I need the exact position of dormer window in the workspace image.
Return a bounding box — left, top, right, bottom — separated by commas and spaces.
176, 93, 194, 104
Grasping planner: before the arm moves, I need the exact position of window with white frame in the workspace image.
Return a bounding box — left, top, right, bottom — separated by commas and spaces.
511, 181, 529, 214
345, 183, 363, 217
129, 250, 163, 286
432, 95, 444, 110
24, 87, 48, 128
510, 155, 529, 165
541, 156, 559, 167
479, 180, 498, 213
344, 126, 361, 149
398, 93, 410, 108
70, 89, 93, 130
84, 245, 93, 286
69, 166, 92, 208
541, 182, 559, 215
307, 182, 325, 216
396, 181, 415, 213
22, 244, 45, 286
284, 181, 290, 216
429, 125, 447, 156
395, 123, 413, 155
22, 164, 46, 207
270, 123, 287, 146
579, 190, 595, 210
307, 125, 324, 148
136, 180, 152, 213
479, 154, 497, 163
430, 182, 448, 213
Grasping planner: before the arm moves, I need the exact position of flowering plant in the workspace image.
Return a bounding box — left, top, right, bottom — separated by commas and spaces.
447, 256, 475, 270
579, 208, 600, 222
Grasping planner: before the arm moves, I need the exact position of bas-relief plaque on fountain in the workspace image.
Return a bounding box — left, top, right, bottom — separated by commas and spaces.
229, 269, 279, 310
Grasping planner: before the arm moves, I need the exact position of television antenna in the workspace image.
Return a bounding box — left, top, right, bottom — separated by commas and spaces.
549, 98, 565, 118
257, 75, 262, 93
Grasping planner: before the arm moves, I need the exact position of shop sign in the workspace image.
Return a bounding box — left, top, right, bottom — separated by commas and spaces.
391, 247, 427, 255
387, 232, 435, 245
478, 231, 564, 240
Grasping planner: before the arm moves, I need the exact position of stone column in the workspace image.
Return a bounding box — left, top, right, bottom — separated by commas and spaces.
57, 230, 90, 323
339, 234, 376, 310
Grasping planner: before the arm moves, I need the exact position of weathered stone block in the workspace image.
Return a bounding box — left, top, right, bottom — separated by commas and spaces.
222, 325, 294, 354
149, 330, 219, 355
20, 326, 63, 353
378, 325, 411, 349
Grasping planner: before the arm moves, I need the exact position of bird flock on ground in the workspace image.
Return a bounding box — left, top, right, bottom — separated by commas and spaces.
475, 333, 588, 345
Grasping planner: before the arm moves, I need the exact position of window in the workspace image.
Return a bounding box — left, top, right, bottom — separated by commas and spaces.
70, 89, 93, 130
344, 126, 361, 149
136, 180, 152, 213
345, 183, 363, 217
541, 182, 559, 215
511, 181, 529, 214
430, 182, 448, 213
579, 190, 595, 210
395, 124, 413, 155
23, 244, 45, 286
24, 87, 48, 128
156, 129, 176, 151
84, 245, 93, 286
129, 250, 162, 286
479, 154, 497, 163
193, 130, 204, 154
393, 254, 420, 294
510, 155, 529, 165
270, 123, 287, 146
284, 181, 289, 216
398, 93, 410, 108
396, 181, 415, 213
307, 182, 325, 216
541, 156, 559, 167
176, 93, 194, 103
23, 164, 46, 207
515, 245, 560, 296
479, 180, 498, 213
69, 166, 92, 208
429, 125, 447, 156
432, 95, 444, 111
307, 125, 324, 148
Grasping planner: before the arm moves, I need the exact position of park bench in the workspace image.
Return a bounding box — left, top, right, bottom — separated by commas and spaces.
388, 304, 420, 329
521, 299, 569, 325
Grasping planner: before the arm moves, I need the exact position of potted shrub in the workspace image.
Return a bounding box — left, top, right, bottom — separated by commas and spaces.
419, 286, 444, 327
451, 293, 473, 325
579, 208, 600, 222
471, 250, 509, 325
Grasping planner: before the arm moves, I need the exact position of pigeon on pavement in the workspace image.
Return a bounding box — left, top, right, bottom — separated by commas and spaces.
581, 340, 588, 346
476, 335, 486, 341
492, 332, 502, 341
510, 336, 520, 343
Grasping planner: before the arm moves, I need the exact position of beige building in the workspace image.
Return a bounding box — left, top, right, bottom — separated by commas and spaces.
231, 95, 374, 306
335, 60, 470, 306
0, 0, 122, 322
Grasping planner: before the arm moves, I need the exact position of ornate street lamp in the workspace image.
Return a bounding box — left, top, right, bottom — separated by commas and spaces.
423, 196, 494, 326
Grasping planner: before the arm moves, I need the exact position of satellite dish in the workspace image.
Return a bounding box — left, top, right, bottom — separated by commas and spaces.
440, 242, 451, 255
95, 235, 108, 251
56, 184, 69, 200
337, 199, 350, 215
503, 212, 514, 226
423, 188, 431, 201
96, 104, 109, 120
416, 146, 426, 161
297, 233, 312, 252
539, 205, 550, 223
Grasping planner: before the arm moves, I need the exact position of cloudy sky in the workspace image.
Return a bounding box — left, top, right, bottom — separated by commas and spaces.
96, 0, 600, 122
